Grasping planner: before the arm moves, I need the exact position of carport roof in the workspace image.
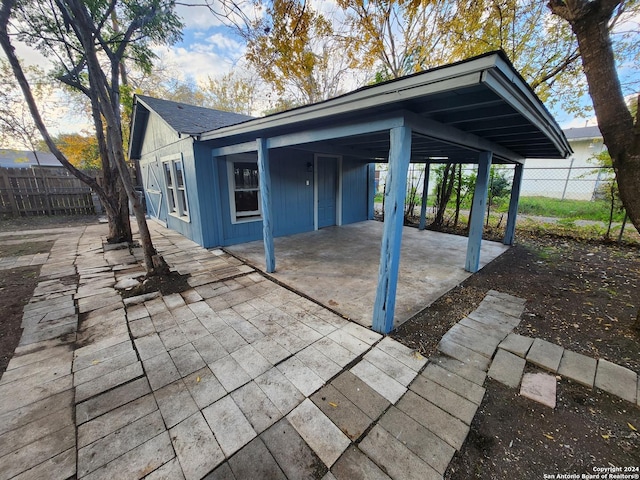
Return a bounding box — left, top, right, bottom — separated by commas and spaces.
200, 50, 571, 164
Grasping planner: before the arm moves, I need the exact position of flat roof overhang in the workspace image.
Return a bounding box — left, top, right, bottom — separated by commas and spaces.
200, 51, 572, 164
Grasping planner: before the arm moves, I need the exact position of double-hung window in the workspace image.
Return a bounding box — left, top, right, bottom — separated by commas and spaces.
228, 157, 261, 223
162, 155, 189, 220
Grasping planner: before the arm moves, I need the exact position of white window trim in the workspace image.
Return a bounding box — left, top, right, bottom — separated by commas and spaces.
161, 154, 190, 222
227, 155, 263, 224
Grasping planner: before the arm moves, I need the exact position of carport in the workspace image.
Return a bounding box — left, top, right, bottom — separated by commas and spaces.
201, 51, 571, 334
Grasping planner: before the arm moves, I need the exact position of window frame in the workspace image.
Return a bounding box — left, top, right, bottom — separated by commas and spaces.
161, 154, 190, 221
227, 155, 262, 224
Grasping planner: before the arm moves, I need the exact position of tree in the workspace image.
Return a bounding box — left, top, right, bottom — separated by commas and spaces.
547, 0, 640, 327
55, 133, 101, 171
0, 0, 182, 274
0, 60, 51, 160
201, 70, 257, 115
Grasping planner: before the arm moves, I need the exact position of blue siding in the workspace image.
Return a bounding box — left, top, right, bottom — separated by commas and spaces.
342, 158, 370, 225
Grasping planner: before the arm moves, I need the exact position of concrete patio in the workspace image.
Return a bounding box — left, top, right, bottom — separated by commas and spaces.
228, 220, 510, 328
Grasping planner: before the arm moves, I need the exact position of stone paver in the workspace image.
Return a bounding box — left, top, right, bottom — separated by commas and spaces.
526, 338, 564, 373
359, 425, 441, 480
15, 222, 637, 480
520, 372, 557, 408
498, 333, 534, 358
488, 349, 526, 388
594, 359, 638, 403
287, 399, 350, 467
558, 350, 598, 388
260, 418, 329, 479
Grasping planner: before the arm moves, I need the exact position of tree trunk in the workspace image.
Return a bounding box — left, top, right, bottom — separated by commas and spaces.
549, 0, 640, 236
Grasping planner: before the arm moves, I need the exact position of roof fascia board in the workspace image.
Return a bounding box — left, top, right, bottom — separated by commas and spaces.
211, 114, 406, 157
291, 142, 382, 160
200, 70, 486, 142
128, 102, 149, 160
482, 67, 572, 157
403, 110, 524, 163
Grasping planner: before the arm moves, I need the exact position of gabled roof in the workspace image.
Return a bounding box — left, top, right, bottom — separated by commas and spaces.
129, 95, 254, 159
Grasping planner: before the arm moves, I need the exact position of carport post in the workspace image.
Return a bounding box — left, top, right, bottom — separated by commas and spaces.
503, 163, 524, 245
465, 151, 492, 273
419, 161, 431, 230
257, 137, 275, 273
373, 125, 411, 334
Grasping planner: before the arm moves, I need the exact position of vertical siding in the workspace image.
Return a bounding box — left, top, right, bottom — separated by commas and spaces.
341, 158, 371, 225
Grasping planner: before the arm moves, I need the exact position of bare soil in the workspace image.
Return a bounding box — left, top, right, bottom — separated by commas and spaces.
392, 234, 640, 478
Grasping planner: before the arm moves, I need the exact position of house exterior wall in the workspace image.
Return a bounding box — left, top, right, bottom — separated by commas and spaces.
209, 149, 372, 247
137, 114, 208, 245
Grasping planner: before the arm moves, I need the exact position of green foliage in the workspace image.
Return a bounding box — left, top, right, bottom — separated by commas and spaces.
514, 196, 627, 223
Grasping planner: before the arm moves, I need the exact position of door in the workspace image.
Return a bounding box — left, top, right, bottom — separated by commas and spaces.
316, 156, 338, 228
142, 159, 166, 225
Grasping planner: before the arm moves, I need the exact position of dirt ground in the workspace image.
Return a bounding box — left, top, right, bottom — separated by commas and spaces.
1, 216, 639, 477
392, 234, 640, 479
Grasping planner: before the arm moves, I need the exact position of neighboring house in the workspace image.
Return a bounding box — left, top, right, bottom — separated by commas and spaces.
0, 150, 63, 168
129, 51, 570, 333
521, 125, 608, 200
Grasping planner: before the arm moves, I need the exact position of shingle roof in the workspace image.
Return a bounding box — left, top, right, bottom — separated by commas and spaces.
563, 126, 602, 141
135, 95, 254, 135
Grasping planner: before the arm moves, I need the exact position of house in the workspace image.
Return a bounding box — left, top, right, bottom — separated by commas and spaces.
129, 51, 571, 333
520, 125, 608, 200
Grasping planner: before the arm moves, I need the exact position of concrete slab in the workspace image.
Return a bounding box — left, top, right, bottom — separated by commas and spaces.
145, 458, 186, 480
359, 425, 441, 480
277, 356, 325, 397
526, 339, 564, 373
488, 349, 526, 388
520, 372, 557, 408
228, 221, 508, 328
260, 418, 328, 479
498, 333, 534, 358
594, 359, 638, 403
143, 352, 181, 391
558, 350, 597, 388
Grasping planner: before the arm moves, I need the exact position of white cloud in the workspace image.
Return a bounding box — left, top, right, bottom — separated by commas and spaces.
152, 45, 241, 83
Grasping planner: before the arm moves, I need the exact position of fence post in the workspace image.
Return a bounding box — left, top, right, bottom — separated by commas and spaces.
561, 157, 574, 200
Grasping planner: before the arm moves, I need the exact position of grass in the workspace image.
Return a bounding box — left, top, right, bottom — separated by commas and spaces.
512, 196, 626, 222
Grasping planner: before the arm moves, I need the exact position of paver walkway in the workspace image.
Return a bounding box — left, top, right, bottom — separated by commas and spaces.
4, 221, 631, 480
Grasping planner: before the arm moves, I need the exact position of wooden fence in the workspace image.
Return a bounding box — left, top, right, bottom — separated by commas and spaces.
0, 166, 98, 218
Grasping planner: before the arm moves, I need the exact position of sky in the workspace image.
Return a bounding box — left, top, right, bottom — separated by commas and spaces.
4, 0, 631, 142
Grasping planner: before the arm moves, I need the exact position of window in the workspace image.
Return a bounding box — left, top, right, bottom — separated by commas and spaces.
163, 156, 189, 219
228, 158, 261, 223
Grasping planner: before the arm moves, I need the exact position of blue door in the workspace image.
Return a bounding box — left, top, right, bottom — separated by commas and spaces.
317, 156, 337, 228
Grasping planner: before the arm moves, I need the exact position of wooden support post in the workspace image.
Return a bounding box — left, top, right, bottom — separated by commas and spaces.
373, 126, 411, 334
503, 163, 523, 245
257, 138, 275, 273
465, 151, 492, 273
418, 162, 430, 230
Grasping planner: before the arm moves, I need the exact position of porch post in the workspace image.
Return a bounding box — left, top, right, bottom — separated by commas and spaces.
465, 151, 492, 273
418, 161, 431, 230
257, 138, 275, 273
503, 163, 524, 245
372, 125, 411, 334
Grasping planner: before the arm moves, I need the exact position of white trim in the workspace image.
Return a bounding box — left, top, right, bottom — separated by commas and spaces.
227, 154, 263, 225
161, 153, 190, 222
337, 157, 343, 226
